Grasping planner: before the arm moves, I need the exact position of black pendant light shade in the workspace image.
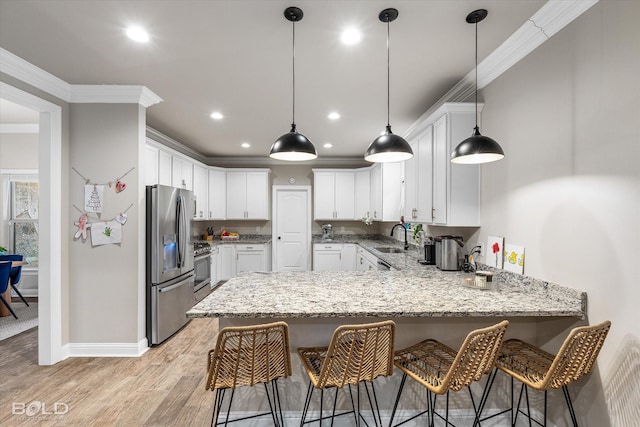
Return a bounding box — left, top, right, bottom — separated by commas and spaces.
270, 124, 317, 161
451, 9, 504, 165
365, 8, 413, 163
269, 7, 317, 161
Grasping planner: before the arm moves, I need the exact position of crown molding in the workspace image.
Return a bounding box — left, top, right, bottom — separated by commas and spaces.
70, 85, 162, 107
1, 48, 162, 107
146, 126, 208, 164
0, 123, 39, 133
0, 48, 72, 101
403, 0, 598, 139
205, 156, 369, 168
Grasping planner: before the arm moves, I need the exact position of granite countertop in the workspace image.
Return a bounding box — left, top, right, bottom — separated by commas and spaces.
196, 235, 272, 245
188, 234, 586, 319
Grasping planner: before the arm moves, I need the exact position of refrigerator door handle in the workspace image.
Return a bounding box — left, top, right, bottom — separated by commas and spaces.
158, 280, 188, 293
176, 195, 187, 268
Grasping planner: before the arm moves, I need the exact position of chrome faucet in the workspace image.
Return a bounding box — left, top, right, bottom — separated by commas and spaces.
391, 223, 409, 250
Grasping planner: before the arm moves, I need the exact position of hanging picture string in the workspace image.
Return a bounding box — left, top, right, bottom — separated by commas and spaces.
73, 203, 133, 219
72, 166, 135, 191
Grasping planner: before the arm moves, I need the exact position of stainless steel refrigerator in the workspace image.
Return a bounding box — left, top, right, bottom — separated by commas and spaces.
146, 184, 195, 345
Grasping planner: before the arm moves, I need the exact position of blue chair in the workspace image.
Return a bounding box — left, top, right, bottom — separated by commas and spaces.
0, 261, 18, 319
0, 254, 29, 307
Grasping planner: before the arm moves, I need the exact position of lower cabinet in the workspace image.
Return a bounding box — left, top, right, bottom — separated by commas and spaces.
313, 243, 357, 271
218, 245, 236, 281
210, 247, 219, 288
356, 247, 379, 271
217, 243, 272, 281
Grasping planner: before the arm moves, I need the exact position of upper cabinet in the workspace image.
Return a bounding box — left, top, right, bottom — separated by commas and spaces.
313, 170, 355, 220
404, 127, 433, 223
403, 103, 480, 227
171, 155, 193, 190
370, 162, 403, 222
192, 163, 208, 220
354, 169, 371, 220
226, 169, 270, 220
207, 167, 226, 220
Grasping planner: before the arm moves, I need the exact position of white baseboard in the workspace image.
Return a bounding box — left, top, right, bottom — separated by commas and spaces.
64, 338, 149, 358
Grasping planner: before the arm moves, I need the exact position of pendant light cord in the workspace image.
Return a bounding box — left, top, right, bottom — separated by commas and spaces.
474, 17, 479, 129
386, 19, 391, 127
292, 19, 296, 128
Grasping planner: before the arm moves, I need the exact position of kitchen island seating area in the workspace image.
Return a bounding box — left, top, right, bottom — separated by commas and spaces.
203, 318, 611, 427
390, 320, 510, 427
298, 320, 396, 426
205, 321, 292, 426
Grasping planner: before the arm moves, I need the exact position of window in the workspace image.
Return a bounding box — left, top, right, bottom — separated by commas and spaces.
10, 178, 39, 266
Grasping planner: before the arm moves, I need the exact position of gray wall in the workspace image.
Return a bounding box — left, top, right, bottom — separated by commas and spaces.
68, 103, 144, 343
472, 2, 639, 425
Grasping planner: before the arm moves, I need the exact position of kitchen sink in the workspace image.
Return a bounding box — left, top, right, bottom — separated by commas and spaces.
374, 247, 404, 253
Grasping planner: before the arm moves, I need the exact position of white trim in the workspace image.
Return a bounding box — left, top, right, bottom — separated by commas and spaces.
70, 85, 162, 107
0, 48, 72, 101
0, 81, 64, 365
402, 0, 599, 139
1, 48, 162, 107
64, 338, 149, 358
0, 123, 39, 133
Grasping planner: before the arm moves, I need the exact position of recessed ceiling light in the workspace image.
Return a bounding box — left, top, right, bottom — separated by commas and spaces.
210, 112, 224, 120
241, 142, 251, 148
125, 26, 149, 43
341, 28, 362, 45
324, 143, 333, 148
328, 112, 341, 120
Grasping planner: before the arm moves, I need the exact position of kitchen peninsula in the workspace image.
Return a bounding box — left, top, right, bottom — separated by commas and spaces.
187, 242, 586, 423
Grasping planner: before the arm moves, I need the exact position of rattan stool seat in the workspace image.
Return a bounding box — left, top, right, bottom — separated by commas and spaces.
297, 320, 396, 426
390, 320, 509, 427
495, 320, 611, 427
206, 321, 291, 426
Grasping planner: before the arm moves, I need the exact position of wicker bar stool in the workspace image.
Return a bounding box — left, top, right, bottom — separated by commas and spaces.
495, 320, 611, 427
297, 320, 396, 426
390, 320, 509, 427
205, 321, 291, 426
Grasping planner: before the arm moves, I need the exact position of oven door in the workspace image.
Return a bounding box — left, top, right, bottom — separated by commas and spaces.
193, 253, 211, 302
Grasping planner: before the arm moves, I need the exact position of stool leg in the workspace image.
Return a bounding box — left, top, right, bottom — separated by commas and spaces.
388, 372, 407, 427
264, 382, 279, 427
301, 382, 313, 426
562, 385, 579, 427
320, 388, 324, 426
524, 385, 532, 427
223, 388, 235, 427
0, 295, 18, 319
330, 386, 339, 427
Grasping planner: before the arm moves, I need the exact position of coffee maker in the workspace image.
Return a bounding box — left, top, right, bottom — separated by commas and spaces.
321, 224, 333, 241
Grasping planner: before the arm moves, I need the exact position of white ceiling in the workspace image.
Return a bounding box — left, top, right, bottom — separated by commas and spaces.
0, 0, 544, 159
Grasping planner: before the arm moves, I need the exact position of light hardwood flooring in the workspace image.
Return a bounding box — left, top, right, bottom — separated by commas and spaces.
0, 318, 220, 426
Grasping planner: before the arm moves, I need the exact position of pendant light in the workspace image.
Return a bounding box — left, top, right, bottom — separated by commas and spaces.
364, 8, 413, 163
451, 9, 504, 164
269, 7, 317, 161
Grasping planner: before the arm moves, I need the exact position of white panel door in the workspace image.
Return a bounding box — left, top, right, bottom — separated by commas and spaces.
354, 169, 370, 219
208, 168, 226, 220
158, 150, 172, 186
274, 187, 310, 272
246, 171, 269, 219
226, 171, 247, 219
403, 141, 417, 220
144, 145, 159, 186
334, 172, 355, 219
313, 172, 335, 219
192, 164, 208, 220
416, 126, 434, 223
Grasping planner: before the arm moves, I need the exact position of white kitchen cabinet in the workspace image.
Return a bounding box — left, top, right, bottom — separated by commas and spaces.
210, 247, 219, 287
226, 169, 270, 220
341, 244, 357, 271
356, 247, 378, 271
402, 103, 480, 227
171, 155, 193, 190
236, 243, 270, 274
218, 245, 236, 281
192, 163, 208, 220
313, 170, 355, 220
158, 150, 172, 186
431, 106, 480, 226
144, 144, 159, 186
313, 243, 357, 271
207, 167, 226, 220
313, 243, 343, 271
370, 162, 403, 222
404, 127, 433, 223
354, 170, 371, 220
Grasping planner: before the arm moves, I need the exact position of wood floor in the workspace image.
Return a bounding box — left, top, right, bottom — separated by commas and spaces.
0, 318, 220, 426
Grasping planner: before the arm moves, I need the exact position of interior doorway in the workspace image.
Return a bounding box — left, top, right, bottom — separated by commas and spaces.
272, 186, 311, 272
1, 82, 63, 365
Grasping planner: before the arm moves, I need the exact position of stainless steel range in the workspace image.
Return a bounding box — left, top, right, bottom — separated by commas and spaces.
193, 242, 212, 302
